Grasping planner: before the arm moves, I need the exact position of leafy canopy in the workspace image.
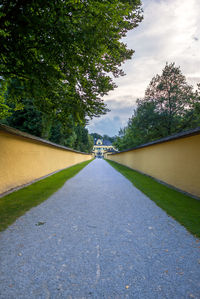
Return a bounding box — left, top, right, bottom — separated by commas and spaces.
0, 0, 142, 122
4, 97, 94, 153
144, 62, 194, 135
114, 63, 200, 151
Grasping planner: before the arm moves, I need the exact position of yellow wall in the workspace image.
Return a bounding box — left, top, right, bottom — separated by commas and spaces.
0, 129, 93, 194
106, 133, 200, 198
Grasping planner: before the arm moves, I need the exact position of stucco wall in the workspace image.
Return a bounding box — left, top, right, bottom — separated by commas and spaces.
0, 125, 93, 194
106, 131, 200, 198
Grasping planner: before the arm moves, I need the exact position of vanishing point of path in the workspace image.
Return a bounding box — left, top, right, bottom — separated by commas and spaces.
0, 159, 200, 299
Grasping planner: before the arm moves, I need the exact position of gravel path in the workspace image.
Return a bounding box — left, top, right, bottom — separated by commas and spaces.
0, 159, 200, 299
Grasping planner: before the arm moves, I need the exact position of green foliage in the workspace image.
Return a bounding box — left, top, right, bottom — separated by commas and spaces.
4, 98, 43, 136
114, 63, 200, 151
73, 125, 94, 152
0, 0, 142, 122
0, 98, 11, 119
0, 79, 11, 119
90, 132, 103, 141
144, 62, 195, 135
107, 160, 200, 238
180, 84, 200, 130
4, 98, 93, 152
0, 159, 93, 232
103, 134, 116, 143
47, 120, 94, 153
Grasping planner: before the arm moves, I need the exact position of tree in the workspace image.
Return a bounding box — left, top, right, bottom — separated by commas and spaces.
127, 101, 163, 144
0, 0, 143, 122
73, 125, 94, 153
180, 84, 200, 130
4, 97, 94, 152
114, 63, 200, 151
4, 97, 42, 137
144, 62, 194, 135
90, 133, 103, 141
102, 134, 116, 143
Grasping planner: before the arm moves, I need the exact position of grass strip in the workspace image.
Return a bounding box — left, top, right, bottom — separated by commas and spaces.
106, 159, 200, 238
0, 159, 93, 232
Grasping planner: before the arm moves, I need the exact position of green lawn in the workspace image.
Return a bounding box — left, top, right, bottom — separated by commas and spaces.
106, 159, 200, 238
0, 159, 92, 232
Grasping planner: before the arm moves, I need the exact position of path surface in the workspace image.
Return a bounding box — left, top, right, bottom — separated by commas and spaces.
0, 159, 200, 299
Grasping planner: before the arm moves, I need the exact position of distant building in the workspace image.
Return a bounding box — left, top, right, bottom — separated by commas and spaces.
93, 139, 117, 158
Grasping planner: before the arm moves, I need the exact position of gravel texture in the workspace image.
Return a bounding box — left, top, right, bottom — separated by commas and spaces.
0, 159, 200, 299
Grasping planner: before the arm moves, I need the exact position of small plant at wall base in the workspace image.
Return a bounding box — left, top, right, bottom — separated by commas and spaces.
106, 160, 200, 238
0, 160, 92, 232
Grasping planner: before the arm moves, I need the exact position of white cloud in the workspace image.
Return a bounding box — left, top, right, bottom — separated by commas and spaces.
87, 98, 137, 136
87, 116, 122, 137
88, 0, 200, 135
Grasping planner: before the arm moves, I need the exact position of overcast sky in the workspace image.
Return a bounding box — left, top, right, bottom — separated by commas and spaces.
87, 0, 200, 136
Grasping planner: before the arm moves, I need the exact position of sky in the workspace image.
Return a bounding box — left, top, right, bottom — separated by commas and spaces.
87, 0, 200, 137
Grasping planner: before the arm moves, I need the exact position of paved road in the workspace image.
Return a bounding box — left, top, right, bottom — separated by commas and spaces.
0, 159, 200, 299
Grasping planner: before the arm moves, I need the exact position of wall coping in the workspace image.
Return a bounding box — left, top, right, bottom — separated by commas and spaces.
108, 127, 200, 155
0, 123, 91, 155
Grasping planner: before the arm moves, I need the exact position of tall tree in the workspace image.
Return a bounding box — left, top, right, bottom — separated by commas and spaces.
4, 98, 94, 153
0, 0, 142, 122
4, 97, 42, 136
114, 63, 200, 151
144, 62, 194, 135
180, 84, 200, 130
90, 133, 103, 141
